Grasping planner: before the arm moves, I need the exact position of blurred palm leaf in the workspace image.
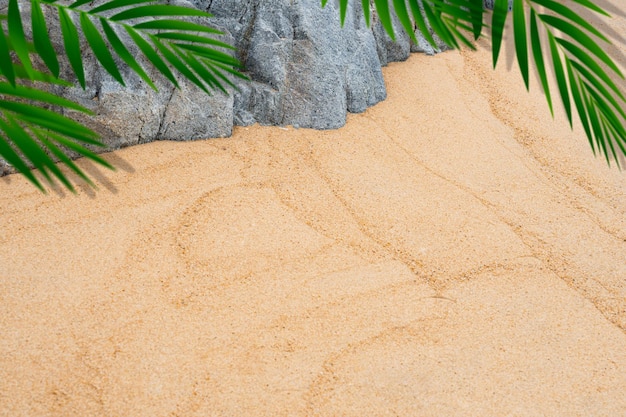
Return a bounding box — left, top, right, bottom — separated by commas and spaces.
331, 0, 626, 166
2, 0, 626, 193
0, 0, 244, 191
0, 81, 106, 191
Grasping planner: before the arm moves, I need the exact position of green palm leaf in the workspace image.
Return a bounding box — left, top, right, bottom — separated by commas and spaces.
12, 64, 72, 85
569, 0, 610, 16
0, 24, 16, 85
2, 0, 626, 191
180, 47, 223, 92
584, 89, 610, 163
109, 5, 211, 21
539, 14, 622, 75
529, 0, 607, 41
393, 0, 418, 43
339, 0, 349, 26
205, 61, 239, 91
512, 0, 528, 89
80, 11, 126, 85
0, 85, 109, 191
335, 0, 626, 165
89, 0, 154, 14
1, 101, 100, 145
374, 0, 395, 41
58, 6, 85, 88
548, 34, 573, 126
422, 2, 456, 48
0, 115, 71, 189
555, 38, 624, 100
0, 132, 43, 189
39, 129, 113, 170
529, 9, 552, 115
35, 0, 243, 98
153, 32, 234, 50
569, 60, 626, 122
1, 0, 245, 190
407, 0, 437, 48
152, 35, 208, 93
469, 0, 484, 39
67, 0, 97, 9
34, 130, 96, 186
126, 25, 179, 87
133, 19, 222, 34
31, 0, 60, 77
491, 0, 509, 68
567, 62, 594, 153
101, 18, 156, 90
0, 83, 91, 111
8, 0, 33, 77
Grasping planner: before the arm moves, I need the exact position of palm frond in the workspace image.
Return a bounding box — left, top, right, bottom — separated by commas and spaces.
2, 0, 626, 192
8, 0, 33, 78
0, 82, 107, 192
0, 19, 15, 85
38, 0, 247, 95
1, 0, 246, 191
491, 0, 510, 67
512, 0, 528, 89
527, 1, 626, 166
334, 0, 626, 165
529, 9, 552, 115
32, 0, 60, 77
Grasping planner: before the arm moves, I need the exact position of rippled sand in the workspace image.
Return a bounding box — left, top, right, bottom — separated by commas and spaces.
2, 22, 626, 416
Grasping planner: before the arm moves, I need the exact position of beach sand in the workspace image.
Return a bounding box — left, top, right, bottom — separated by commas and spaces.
2, 22, 626, 416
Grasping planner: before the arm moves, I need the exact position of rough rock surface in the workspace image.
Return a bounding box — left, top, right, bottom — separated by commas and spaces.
207, 0, 389, 130
1, 0, 450, 165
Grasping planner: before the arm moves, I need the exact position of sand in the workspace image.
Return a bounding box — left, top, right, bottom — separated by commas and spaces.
2, 21, 626, 416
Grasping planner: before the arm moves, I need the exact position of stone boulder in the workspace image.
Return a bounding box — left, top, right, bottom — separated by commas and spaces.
1, 0, 452, 166
208, 0, 389, 129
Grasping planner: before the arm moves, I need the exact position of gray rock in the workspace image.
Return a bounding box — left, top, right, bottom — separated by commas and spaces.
370, 4, 412, 65
208, 0, 388, 130
411, 29, 448, 55
54, 0, 236, 148
1, 0, 470, 173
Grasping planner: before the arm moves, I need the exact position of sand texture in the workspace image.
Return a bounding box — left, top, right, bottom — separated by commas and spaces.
2, 18, 626, 416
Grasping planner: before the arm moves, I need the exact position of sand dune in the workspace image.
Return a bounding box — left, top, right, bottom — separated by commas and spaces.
2, 25, 626, 416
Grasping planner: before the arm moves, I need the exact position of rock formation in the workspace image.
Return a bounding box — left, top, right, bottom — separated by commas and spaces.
1, 0, 449, 164
75, 0, 447, 149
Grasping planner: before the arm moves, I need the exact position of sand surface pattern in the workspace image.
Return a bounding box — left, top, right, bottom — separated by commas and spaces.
2, 21, 626, 416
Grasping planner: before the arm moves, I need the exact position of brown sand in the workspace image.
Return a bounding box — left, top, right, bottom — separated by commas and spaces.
2, 24, 626, 416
